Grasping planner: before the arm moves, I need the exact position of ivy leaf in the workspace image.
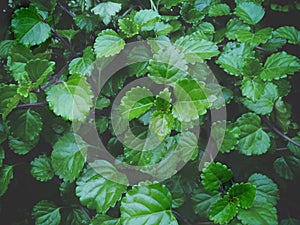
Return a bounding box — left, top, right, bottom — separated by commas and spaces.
30, 155, 54, 182
235, 2, 265, 25
120, 181, 178, 225
260, 52, 300, 81
92, 2, 122, 25
172, 79, 210, 122
134, 9, 160, 31
11, 7, 51, 46
148, 45, 188, 84
208, 3, 231, 17
248, 173, 279, 206
8, 109, 43, 141
175, 33, 219, 62
242, 83, 278, 115
8, 135, 39, 155
25, 59, 55, 89
0, 84, 22, 119
69, 46, 95, 76
237, 196, 278, 225
0, 165, 14, 197
209, 195, 238, 225
51, 133, 88, 182
46, 74, 93, 122
91, 214, 120, 225
228, 183, 256, 209
119, 87, 154, 120
149, 111, 173, 141
201, 162, 233, 194
241, 77, 266, 102
76, 160, 128, 213
32, 200, 61, 225
94, 29, 125, 58
216, 42, 254, 76
226, 18, 251, 40
273, 26, 300, 45
273, 156, 300, 180
192, 189, 221, 217
236, 113, 270, 155
236, 28, 272, 46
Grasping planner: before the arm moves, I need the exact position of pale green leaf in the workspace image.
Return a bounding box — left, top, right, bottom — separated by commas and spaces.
134, 9, 160, 31
241, 77, 265, 102
46, 74, 93, 122
226, 18, 251, 40
235, 2, 265, 25
273, 26, 300, 45
69, 46, 95, 76
11, 7, 51, 46
260, 52, 300, 81
120, 181, 178, 225
236, 28, 272, 46
208, 3, 231, 17
236, 113, 270, 155
76, 160, 128, 213
51, 133, 88, 182
0, 84, 21, 119
95, 96, 111, 110
92, 2, 122, 25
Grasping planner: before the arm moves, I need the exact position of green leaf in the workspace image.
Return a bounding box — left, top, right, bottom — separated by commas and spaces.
201, 162, 233, 194
172, 79, 210, 122
91, 214, 120, 225
51, 133, 88, 182
273, 26, 300, 45
237, 196, 278, 225
175, 33, 219, 62
260, 52, 300, 81
216, 42, 254, 76
74, 14, 99, 32
119, 87, 154, 120
8, 135, 39, 155
65, 208, 90, 225
134, 9, 160, 31
228, 183, 256, 209
0, 40, 15, 58
69, 46, 95, 76
0, 84, 22, 119
118, 16, 139, 38
96, 116, 109, 134
208, 3, 231, 17
274, 98, 291, 133
248, 173, 279, 206
236, 28, 272, 46
30, 155, 54, 182
11, 7, 51, 46
180, 3, 204, 24
262, 38, 287, 53
101, 72, 127, 97
0, 147, 4, 167
236, 113, 270, 155
149, 111, 173, 141
241, 77, 265, 102
192, 189, 221, 217
92, 2, 122, 25
76, 160, 128, 213
120, 181, 178, 225
148, 45, 188, 84
46, 74, 93, 122
280, 218, 300, 225
154, 22, 173, 36
226, 18, 251, 40
8, 109, 43, 141
95, 96, 111, 110
32, 200, 61, 225
242, 83, 278, 115
242, 57, 263, 76
209, 195, 238, 225
273, 156, 300, 180
94, 29, 125, 58
235, 2, 265, 25
155, 88, 172, 111
0, 165, 13, 197
59, 182, 78, 205
288, 136, 300, 157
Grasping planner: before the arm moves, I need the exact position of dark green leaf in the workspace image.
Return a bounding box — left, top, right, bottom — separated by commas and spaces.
273, 26, 300, 45
0, 165, 13, 197
228, 183, 256, 209
30, 155, 54, 182
32, 200, 61, 225
273, 156, 300, 180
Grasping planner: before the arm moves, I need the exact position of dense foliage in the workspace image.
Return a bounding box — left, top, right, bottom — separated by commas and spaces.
0, 0, 300, 224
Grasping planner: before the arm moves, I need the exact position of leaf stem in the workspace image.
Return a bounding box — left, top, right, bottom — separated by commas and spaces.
16, 101, 48, 109
172, 210, 192, 225
58, 2, 75, 18
51, 28, 77, 57
262, 116, 300, 148
78, 204, 91, 221
40, 63, 69, 91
